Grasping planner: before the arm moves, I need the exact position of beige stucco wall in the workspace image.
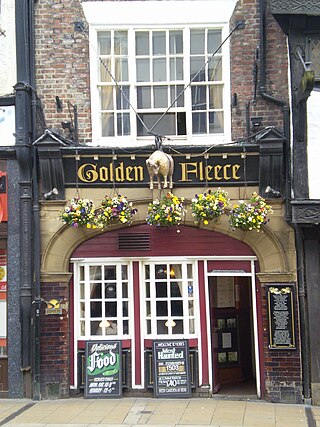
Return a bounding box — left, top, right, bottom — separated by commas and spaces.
39, 185, 296, 284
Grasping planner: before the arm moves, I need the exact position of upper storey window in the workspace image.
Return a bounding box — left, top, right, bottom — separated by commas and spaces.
83, 1, 236, 146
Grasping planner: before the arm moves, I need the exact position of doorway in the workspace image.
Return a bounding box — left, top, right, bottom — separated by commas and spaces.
209, 276, 256, 397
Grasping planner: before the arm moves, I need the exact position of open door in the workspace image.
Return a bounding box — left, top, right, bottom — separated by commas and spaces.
209, 275, 256, 396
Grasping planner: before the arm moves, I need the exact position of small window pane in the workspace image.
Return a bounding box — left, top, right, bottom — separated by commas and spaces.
187, 264, 193, 279
136, 59, 150, 82
169, 31, 183, 54
90, 283, 101, 299
147, 320, 151, 334
157, 320, 168, 334
209, 86, 223, 109
137, 86, 151, 109
99, 58, 112, 82
209, 57, 222, 81
191, 29, 205, 54
80, 302, 85, 318
170, 264, 182, 279
90, 266, 102, 280
156, 282, 167, 298
145, 265, 150, 280
192, 112, 207, 134
123, 320, 129, 335
105, 320, 117, 335
115, 58, 128, 82
170, 85, 184, 107
105, 283, 116, 298
99, 32, 111, 55
146, 300, 151, 316
105, 302, 117, 317
91, 302, 102, 318
100, 87, 113, 110
209, 111, 224, 133
145, 282, 150, 298
192, 86, 207, 110
79, 266, 84, 281
170, 57, 183, 80
188, 301, 194, 316
104, 266, 116, 280
156, 264, 166, 279
122, 282, 128, 298
190, 57, 205, 81
79, 283, 85, 299
171, 300, 183, 316
153, 31, 166, 55
153, 58, 167, 81
116, 86, 130, 110
122, 301, 128, 317
137, 113, 176, 136
172, 319, 183, 334
156, 301, 168, 316
208, 30, 221, 54
101, 113, 114, 137
154, 86, 168, 108
136, 31, 149, 55
91, 321, 102, 335
170, 282, 182, 297
189, 319, 195, 334
188, 283, 194, 297
117, 113, 130, 136
114, 31, 128, 55
80, 320, 85, 336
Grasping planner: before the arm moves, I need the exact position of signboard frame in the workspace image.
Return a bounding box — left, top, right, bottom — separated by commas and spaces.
267, 284, 296, 350
153, 339, 192, 398
85, 340, 122, 398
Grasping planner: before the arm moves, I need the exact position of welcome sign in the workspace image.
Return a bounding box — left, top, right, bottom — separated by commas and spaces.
85, 341, 122, 398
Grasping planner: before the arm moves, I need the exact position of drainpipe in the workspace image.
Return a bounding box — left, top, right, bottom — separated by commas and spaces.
259, 0, 310, 402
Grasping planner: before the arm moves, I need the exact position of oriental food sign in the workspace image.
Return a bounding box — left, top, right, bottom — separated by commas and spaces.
63, 153, 259, 188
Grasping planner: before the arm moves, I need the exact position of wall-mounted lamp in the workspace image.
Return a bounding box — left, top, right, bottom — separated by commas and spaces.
265, 186, 282, 198
61, 120, 73, 131
43, 188, 59, 200
251, 116, 262, 128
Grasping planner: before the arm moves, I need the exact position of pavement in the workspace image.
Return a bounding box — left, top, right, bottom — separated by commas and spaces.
0, 397, 318, 427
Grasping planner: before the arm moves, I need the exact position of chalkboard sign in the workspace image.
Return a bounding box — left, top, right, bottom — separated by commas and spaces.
85, 341, 122, 398
267, 285, 296, 350
153, 340, 191, 398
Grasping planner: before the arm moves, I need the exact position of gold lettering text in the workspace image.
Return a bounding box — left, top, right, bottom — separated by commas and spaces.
77, 163, 99, 183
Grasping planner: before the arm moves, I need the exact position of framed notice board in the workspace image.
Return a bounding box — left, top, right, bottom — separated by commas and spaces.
267, 285, 296, 350
85, 341, 122, 398
153, 339, 191, 398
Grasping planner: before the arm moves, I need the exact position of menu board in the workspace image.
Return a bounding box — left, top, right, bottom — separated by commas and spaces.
153, 340, 191, 398
85, 341, 122, 398
267, 285, 296, 350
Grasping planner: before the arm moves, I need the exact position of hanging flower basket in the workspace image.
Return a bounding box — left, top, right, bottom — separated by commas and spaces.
228, 192, 273, 231
59, 198, 100, 229
96, 194, 137, 227
146, 192, 186, 227
191, 189, 229, 225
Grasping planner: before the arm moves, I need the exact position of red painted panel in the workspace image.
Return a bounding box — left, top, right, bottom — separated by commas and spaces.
198, 260, 209, 385
72, 224, 255, 259
207, 260, 252, 272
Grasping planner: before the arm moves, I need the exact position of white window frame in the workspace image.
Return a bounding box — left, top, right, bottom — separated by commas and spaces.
83, 0, 236, 148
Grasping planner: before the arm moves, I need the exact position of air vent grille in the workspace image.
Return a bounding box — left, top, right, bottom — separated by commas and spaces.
118, 233, 150, 251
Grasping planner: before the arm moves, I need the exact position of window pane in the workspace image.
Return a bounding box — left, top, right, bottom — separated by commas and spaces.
117, 113, 130, 136
80, 302, 85, 318
91, 302, 102, 318
90, 283, 101, 299
189, 319, 195, 334
170, 85, 184, 107
116, 86, 130, 110
100, 87, 113, 110
157, 320, 168, 334
145, 282, 150, 298
208, 29, 221, 54
190, 57, 205, 81
136, 31, 149, 55
90, 266, 102, 280
155, 264, 166, 279
104, 266, 116, 280
122, 265, 128, 280
187, 265, 193, 279
169, 30, 183, 54
171, 300, 183, 316
79, 283, 84, 299
170, 264, 182, 279
170, 57, 183, 80
191, 29, 205, 54
79, 266, 84, 281
147, 320, 151, 334
170, 282, 182, 297
146, 300, 151, 316
172, 319, 183, 334
99, 32, 111, 55
145, 265, 150, 280
105, 320, 117, 335
122, 302, 128, 317
188, 301, 194, 316
105, 302, 117, 317
192, 85, 207, 110
101, 113, 114, 137
192, 112, 207, 134
153, 31, 166, 55
154, 86, 168, 108
156, 282, 167, 297
209, 111, 224, 133
91, 321, 101, 335
80, 320, 85, 336
177, 112, 187, 135
100, 58, 112, 82
114, 31, 128, 55
122, 282, 128, 298
137, 113, 176, 136
156, 301, 168, 316
115, 58, 128, 82
153, 58, 167, 81
188, 283, 194, 297
209, 57, 222, 81
136, 59, 150, 82
209, 85, 223, 109
123, 320, 129, 335
137, 86, 151, 109
105, 283, 116, 298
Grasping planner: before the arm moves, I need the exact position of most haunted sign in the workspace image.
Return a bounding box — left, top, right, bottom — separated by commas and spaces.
63, 152, 259, 187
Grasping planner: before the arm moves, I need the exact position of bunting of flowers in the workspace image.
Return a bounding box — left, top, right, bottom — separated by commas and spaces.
146, 192, 186, 227
96, 194, 137, 227
59, 198, 101, 229
228, 192, 273, 231
191, 189, 229, 225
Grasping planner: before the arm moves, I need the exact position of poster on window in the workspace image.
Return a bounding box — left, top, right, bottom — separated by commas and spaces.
85, 341, 122, 398
153, 339, 191, 398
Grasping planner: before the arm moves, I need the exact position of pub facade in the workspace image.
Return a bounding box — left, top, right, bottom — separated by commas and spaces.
4, 0, 308, 404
